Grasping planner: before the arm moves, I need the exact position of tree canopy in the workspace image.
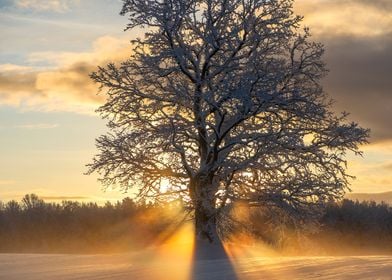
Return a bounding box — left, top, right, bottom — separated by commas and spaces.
88, 0, 369, 242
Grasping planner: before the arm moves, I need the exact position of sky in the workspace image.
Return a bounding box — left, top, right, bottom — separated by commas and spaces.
0, 0, 391, 203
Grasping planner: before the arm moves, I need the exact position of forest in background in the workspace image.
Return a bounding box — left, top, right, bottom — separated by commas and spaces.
0, 194, 391, 255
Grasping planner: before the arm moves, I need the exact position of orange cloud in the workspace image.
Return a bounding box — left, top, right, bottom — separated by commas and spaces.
0, 69, 44, 106
0, 36, 132, 114
295, 0, 392, 36
35, 63, 102, 105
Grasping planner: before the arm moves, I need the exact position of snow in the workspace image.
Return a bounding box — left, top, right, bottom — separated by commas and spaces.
0, 253, 391, 280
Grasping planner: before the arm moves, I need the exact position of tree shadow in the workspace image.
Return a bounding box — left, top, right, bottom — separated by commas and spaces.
191, 237, 238, 280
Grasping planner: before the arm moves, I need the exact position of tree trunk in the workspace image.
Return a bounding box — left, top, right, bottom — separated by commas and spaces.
195, 202, 218, 243
191, 176, 219, 243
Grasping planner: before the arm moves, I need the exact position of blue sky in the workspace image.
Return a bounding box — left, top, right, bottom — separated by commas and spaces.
0, 0, 391, 203
0, 0, 127, 61
0, 0, 130, 202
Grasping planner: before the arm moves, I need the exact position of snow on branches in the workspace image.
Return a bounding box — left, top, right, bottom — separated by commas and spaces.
88, 0, 369, 241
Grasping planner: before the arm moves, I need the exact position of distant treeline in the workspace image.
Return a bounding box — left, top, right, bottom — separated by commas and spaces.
0, 194, 178, 253
249, 199, 392, 255
311, 199, 392, 255
0, 194, 392, 254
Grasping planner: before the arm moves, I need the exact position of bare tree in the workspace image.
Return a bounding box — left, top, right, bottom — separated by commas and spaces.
88, 0, 369, 243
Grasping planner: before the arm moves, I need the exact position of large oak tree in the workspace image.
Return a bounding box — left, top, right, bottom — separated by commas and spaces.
88, 0, 369, 243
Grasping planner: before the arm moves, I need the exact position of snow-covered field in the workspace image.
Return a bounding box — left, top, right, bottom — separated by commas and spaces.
1, 253, 391, 280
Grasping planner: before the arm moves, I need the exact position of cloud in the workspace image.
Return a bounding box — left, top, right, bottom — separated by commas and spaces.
0, 64, 33, 72
293, 1, 392, 142
35, 62, 103, 107
0, 69, 45, 107
356, 0, 392, 10
322, 0, 392, 11
28, 36, 132, 67
295, 0, 392, 36
0, 36, 131, 114
322, 33, 392, 142
15, 0, 79, 12
15, 123, 59, 129
0, 1, 390, 144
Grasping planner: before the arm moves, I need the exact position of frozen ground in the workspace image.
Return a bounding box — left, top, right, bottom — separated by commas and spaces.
0, 253, 391, 280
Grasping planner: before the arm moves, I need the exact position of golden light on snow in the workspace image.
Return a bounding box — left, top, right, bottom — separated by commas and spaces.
152, 222, 195, 280
223, 234, 279, 279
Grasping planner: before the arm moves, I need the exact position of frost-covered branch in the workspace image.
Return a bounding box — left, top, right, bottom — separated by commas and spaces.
89, 0, 369, 241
